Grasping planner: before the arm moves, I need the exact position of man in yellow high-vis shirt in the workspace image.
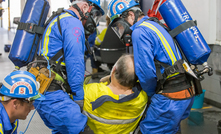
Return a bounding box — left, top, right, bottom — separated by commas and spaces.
83, 54, 148, 134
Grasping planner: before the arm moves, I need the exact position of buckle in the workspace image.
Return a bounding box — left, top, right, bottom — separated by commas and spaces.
26, 23, 36, 34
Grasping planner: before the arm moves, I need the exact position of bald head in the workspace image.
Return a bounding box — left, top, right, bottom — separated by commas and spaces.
113, 54, 137, 88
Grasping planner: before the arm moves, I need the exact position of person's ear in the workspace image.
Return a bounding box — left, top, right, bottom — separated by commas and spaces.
82, 2, 89, 14
12, 99, 19, 109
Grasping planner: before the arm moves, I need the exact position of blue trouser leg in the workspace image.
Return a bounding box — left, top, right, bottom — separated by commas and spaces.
140, 94, 194, 134
34, 90, 88, 134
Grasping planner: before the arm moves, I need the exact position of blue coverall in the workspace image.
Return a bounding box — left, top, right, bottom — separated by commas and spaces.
131, 16, 194, 134
33, 10, 87, 134
0, 103, 18, 134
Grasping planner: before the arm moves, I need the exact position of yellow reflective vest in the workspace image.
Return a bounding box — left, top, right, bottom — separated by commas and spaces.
83, 82, 148, 134
95, 28, 107, 45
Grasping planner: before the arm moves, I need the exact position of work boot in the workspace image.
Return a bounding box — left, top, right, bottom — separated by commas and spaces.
92, 68, 98, 79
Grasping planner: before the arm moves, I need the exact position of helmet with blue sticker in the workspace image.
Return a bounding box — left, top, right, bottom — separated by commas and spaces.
108, 0, 140, 21
0, 71, 44, 101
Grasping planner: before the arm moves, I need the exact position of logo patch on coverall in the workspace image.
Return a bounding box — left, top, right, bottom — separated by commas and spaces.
72, 27, 82, 43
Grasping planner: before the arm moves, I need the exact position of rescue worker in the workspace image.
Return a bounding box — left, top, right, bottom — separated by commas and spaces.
0, 70, 45, 134
83, 54, 147, 134
108, 0, 195, 133
94, 16, 111, 46
33, 0, 104, 133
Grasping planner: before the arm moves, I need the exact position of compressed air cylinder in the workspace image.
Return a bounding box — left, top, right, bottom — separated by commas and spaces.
9, 0, 50, 68
159, 0, 211, 65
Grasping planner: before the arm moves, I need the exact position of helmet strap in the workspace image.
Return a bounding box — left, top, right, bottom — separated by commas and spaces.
122, 9, 140, 26
72, 4, 86, 21
124, 19, 132, 27
133, 10, 140, 25
122, 11, 132, 27
72, 3, 94, 26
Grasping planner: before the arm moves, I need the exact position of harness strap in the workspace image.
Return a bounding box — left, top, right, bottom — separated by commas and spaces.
161, 87, 194, 100
155, 59, 186, 93
169, 20, 197, 38
50, 49, 64, 64
17, 22, 45, 34
146, 17, 170, 31
72, 4, 85, 21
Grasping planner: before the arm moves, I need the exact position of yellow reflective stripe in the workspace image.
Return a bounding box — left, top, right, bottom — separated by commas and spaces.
12, 120, 17, 133
140, 22, 177, 64
96, 37, 102, 44
0, 123, 3, 134
83, 104, 147, 124
43, 13, 72, 58
1, 97, 4, 101
56, 61, 65, 66
167, 72, 179, 79
83, 110, 139, 124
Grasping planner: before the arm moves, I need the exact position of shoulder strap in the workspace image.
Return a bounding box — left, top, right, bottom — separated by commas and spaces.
50, 48, 64, 63
47, 8, 78, 64
146, 17, 170, 31
45, 8, 65, 36
50, 49, 64, 73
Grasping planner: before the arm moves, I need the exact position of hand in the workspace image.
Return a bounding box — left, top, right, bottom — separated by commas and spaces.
100, 75, 110, 83
74, 100, 84, 112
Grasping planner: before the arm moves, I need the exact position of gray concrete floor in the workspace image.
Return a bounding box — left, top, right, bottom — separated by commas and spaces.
1, 27, 221, 134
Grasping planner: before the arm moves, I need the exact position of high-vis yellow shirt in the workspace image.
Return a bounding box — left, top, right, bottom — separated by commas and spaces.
95, 28, 107, 45
83, 82, 148, 134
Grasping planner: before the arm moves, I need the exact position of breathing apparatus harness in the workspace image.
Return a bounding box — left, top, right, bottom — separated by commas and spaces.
113, 7, 213, 96
145, 17, 213, 95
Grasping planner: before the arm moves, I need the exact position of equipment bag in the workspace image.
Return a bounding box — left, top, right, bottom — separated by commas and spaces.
9, 0, 50, 68
158, 0, 211, 65
29, 67, 55, 94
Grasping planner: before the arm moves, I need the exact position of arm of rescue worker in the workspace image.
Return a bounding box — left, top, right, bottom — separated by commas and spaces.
132, 27, 157, 97
95, 28, 107, 45
62, 17, 85, 101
